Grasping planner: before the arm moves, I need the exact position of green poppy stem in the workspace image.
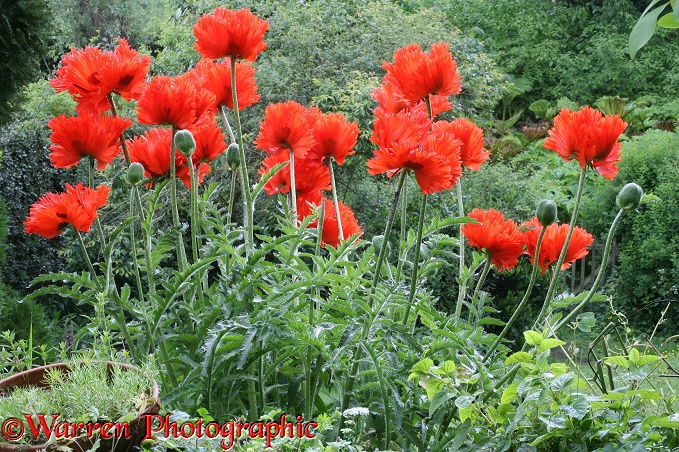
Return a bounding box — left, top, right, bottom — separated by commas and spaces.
289, 150, 297, 221
551, 208, 625, 335
533, 167, 587, 330
483, 226, 546, 362
402, 194, 427, 326
169, 126, 187, 272
230, 59, 254, 256
107, 93, 130, 165
328, 158, 343, 241
454, 180, 467, 318
395, 179, 408, 282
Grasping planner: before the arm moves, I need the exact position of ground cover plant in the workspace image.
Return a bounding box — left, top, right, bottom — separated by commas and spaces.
1, 3, 678, 451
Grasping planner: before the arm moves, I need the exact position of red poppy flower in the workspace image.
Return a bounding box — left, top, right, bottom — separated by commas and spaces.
258, 149, 331, 198
127, 128, 210, 188
50, 40, 151, 115
136, 76, 215, 130
193, 8, 268, 61
99, 38, 152, 102
433, 118, 488, 170
254, 101, 315, 159
191, 117, 228, 164
50, 46, 113, 114
300, 198, 362, 248
543, 106, 627, 180
195, 59, 261, 111
367, 111, 462, 194
306, 112, 359, 165
370, 109, 430, 151
24, 183, 110, 239
461, 209, 525, 272
48, 113, 132, 170
522, 217, 593, 274
382, 42, 462, 106
372, 82, 451, 117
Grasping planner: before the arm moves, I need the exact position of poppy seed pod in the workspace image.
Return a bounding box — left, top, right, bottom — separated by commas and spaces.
226, 143, 241, 169
536, 199, 558, 227
127, 162, 145, 185
372, 235, 391, 256
174, 129, 196, 156
616, 182, 643, 211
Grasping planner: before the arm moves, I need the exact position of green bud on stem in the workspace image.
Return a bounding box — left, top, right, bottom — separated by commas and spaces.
174, 129, 196, 157
226, 143, 241, 169
536, 199, 557, 226
127, 162, 145, 185
616, 182, 643, 211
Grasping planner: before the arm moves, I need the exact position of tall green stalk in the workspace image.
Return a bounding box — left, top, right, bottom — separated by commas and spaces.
328, 158, 343, 241
107, 93, 130, 165
230, 59, 254, 256
483, 226, 546, 362
169, 126, 187, 272
532, 168, 587, 329
289, 150, 297, 221
129, 188, 145, 303
134, 187, 156, 296
188, 159, 205, 306
551, 208, 625, 334
454, 180, 466, 318
395, 180, 408, 282
402, 194, 427, 325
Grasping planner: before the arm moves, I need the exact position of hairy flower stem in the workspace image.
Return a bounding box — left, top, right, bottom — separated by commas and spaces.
551, 208, 625, 335
472, 253, 492, 300
396, 181, 408, 282
533, 168, 587, 330
218, 108, 239, 227
311, 201, 325, 327
402, 194, 427, 326
231, 59, 254, 256
328, 159, 343, 240
289, 150, 297, 221
454, 180, 467, 318
483, 226, 546, 362
129, 189, 145, 303
188, 161, 205, 307
219, 106, 237, 144
134, 187, 156, 295
170, 126, 187, 272
88, 157, 107, 249
107, 93, 130, 165
369, 171, 408, 306
76, 231, 101, 292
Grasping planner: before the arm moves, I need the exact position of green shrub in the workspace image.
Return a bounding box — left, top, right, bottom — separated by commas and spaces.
610, 130, 679, 330
0, 282, 55, 347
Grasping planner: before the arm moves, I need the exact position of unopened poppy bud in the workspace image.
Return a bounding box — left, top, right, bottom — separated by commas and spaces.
617, 182, 643, 211
536, 199, 557, 226
127, 162, 145, 185
226, 143, 241, 169
174, 129, 196, 156
372, 235, 391, 255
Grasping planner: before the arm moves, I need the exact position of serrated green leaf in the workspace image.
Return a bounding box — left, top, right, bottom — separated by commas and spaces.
505, 351, 533, 365
429, 390, 455, 417
455, 395, 474, 410
538, 338, 565, 352
551, 373, 575, 391
478, 317, 505, 326
458, 404, 474, 422
409, 358, 434, 381
426, 378, 445, 400
605, 356, 630, 368
523, 330, 543, 346
636, 354, 662, 367
440, 360, 456, 375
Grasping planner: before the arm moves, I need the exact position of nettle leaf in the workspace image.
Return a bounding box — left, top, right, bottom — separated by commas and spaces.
636, 355, 662, 367
538, 338, 565, 352
501, 382, 520, 405
505, 351, 533, 365
550, 373, 575, 391
629, 347, 641, 365
429, 390, 455, 417
523, 330, 543, 346
426, 378, 445, 400
455, 395, 474, 410
560, 396, 589, 420
458, 404, 474, 422
440, 360, 456, 376
605, 356, 630, 368
408, 358, 434, 381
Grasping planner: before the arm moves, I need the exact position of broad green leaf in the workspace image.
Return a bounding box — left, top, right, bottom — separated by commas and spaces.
575, 312, 596, 332
505, 351, 533, 365
523, 330, 543, 346
501, 382, 520, 405
551, 373, 575, 391
643, 415, 679, 429
440, 360, 456, 375
629, 3, 670, 59
479, 317, 505, 326
455, 395, 474, 409
408, 358, 434, 381
659, 11, 679, 27
458, 404, 474, 422
636, 355, 662, 366
605, 356, 630, 368
538, 338, 565, 352
626, 389, 663, 400
629, 347, 640, 365
560, 396, 589, 420
426, 378, 445, 400
429, 391, 455, 417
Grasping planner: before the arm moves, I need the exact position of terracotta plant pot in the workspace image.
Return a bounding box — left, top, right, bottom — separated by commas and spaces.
0, 362, 160, 452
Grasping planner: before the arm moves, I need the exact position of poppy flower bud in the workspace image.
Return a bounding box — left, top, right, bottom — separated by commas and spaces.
226, 143, 241, 169
127, 162, 145, 185
372, 235, 391, 256
174, 129, 196, 156
616, 182, 643, 211
536, 199, 557, 226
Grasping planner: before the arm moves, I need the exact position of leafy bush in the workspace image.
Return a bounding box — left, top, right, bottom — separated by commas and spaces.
610, 130, 679, 330
0, 282, 55, 348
